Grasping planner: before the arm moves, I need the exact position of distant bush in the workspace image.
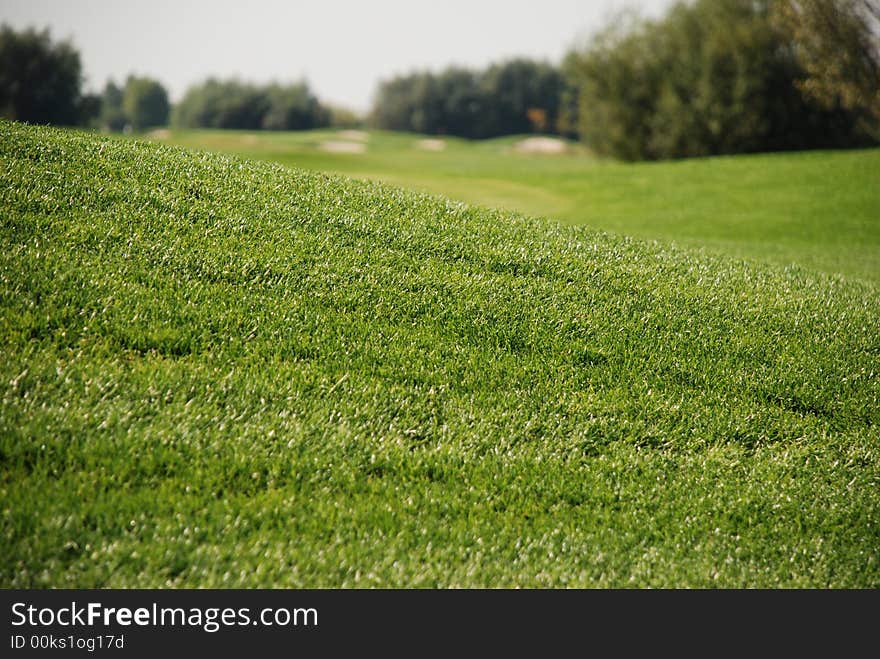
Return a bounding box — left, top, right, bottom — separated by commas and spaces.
172, 79, 330, 131
371, 58, 564, 138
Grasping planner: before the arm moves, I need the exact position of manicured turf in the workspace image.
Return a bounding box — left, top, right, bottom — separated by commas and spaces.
154, 128, 880, 286
2, 121, 878, 587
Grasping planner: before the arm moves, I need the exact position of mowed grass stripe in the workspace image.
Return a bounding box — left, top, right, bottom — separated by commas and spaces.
1, 121, 878, 587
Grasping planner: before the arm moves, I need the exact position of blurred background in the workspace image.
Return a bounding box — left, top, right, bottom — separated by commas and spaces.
2, 0, 878, 158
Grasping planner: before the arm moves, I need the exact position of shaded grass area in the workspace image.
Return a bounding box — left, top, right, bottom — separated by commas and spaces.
156, 129, 880, 285
2, 121, 879, 587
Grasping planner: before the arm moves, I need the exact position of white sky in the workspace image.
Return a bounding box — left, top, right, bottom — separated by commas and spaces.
1, 0, 674, 112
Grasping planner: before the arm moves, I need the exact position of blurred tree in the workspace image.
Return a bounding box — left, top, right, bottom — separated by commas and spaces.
434, 68, 486, 137
483, 59, 564, 136
556, 52, 583, 138
371, 73, 421, 132
564, 0, 876, 160
77, 92, 102, 128
173, 78, 328, 130
122, 75, 170, 130
173, 79, 262, 129
99, 80, 127, 131
566, 10, 662, 160
262, 82, 326, 130
774, 0, 880, 133
326, 104, 363, 128
409, 73, 442, 134
371, 59, 564, 138
0, 24, 82, 125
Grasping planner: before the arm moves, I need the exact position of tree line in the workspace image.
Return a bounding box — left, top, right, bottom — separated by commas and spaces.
0, 25, 332, 132
0, 25, 172, 131
371, 59, 564, 139
2, 0, 878, 159
172, 79, 329, 130
370, 0, 879, 157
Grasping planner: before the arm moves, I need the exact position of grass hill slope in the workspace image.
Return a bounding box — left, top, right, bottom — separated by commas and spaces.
155, 129, 880, 286
2, 121, 878, 587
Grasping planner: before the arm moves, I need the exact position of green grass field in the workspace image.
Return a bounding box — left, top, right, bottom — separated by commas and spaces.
2, 121, 879, 587
153, 128, 880, 286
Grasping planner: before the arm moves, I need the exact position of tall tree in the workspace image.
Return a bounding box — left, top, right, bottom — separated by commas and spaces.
0, 24, 82, 125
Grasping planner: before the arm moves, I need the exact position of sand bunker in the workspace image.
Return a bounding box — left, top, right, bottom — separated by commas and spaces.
416, 138, 447, 151
514, 137, 568, 154
320, 140, 367, 154
147, 128, 171, 140
336, 130, 369, 142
